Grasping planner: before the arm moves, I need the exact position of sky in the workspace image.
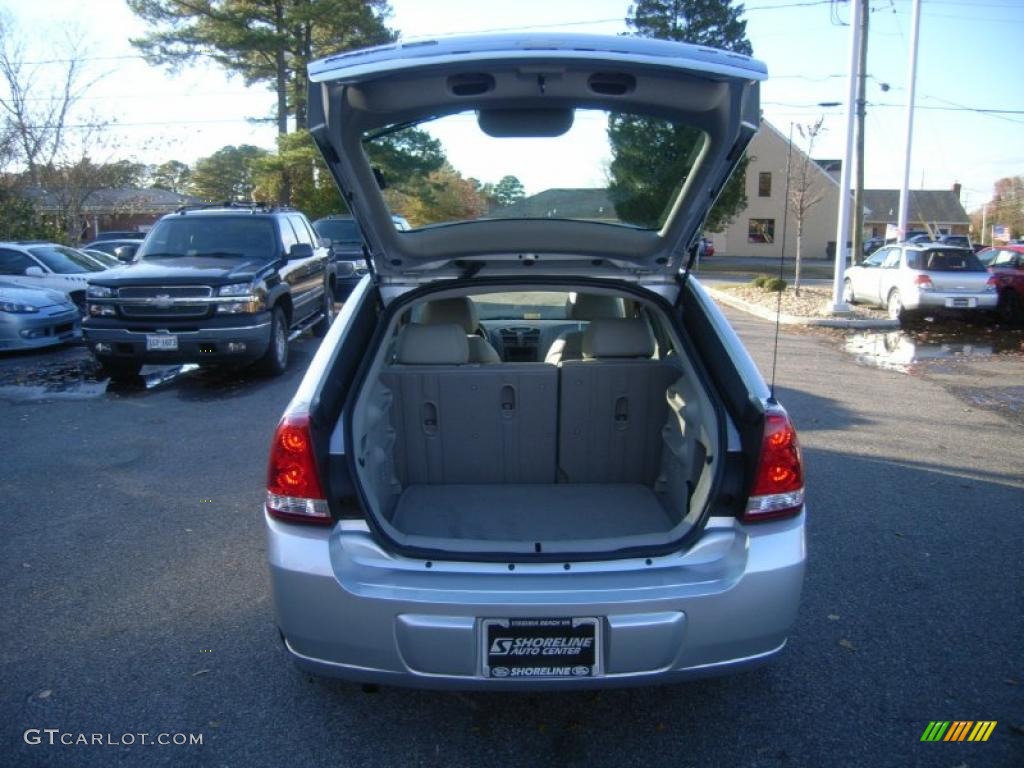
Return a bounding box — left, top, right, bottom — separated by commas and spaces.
2, 0, 1021, 213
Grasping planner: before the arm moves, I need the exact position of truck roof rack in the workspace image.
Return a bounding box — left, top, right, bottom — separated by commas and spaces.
174, 201, 297, 214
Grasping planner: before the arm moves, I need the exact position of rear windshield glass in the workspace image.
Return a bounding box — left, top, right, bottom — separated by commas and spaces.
313, 218, 361, 243
363, 109, 707, 231
409, 292, 576, 321
907, 249, 985, 272
27, 245, 104, 273
137, 217, 278, 261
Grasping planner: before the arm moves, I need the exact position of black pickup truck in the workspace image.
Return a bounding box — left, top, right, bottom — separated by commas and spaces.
83, 203, 333, 380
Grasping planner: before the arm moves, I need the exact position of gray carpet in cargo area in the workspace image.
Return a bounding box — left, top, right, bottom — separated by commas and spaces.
391, 484, 674, 541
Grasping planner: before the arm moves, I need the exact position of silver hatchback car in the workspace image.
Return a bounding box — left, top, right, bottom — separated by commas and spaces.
844, 243, 996, 322
264, 34, 806, 689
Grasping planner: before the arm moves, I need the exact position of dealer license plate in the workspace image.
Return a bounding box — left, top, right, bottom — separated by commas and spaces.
146, 334, 178, 351
482, 617, 599, 679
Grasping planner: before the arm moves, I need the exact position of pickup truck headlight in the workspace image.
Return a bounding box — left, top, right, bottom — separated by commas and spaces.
217, 300, 263, 314
87, 285, 114, 298
218, 282, 254, 297
0, 300, 39, 313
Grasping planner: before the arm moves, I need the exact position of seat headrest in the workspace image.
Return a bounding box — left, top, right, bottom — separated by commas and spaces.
421, 297, 478, 333
394, 323, 469, 365
568, 293, 626, 321
582, 319, 655, 359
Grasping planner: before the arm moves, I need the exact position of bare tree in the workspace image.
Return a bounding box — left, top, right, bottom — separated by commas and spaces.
0, 14, 99, 185
0, 13, 118, 242
787, 118, 826, 296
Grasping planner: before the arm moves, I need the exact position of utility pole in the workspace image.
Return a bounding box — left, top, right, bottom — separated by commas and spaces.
897, 0, 922, 241
851, 0, 869, 266
830, 0, 863, 312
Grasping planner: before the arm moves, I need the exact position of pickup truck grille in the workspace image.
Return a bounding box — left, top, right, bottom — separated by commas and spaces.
117, 286, 213, 299
117, 285, 213, 319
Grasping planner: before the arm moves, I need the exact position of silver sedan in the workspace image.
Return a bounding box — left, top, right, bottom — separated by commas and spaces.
0, 280, 81, 351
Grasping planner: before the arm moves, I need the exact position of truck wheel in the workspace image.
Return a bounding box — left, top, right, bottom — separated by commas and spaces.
312, 291, 334, 338
257, 307, 289, 376
100, 358, 142, 382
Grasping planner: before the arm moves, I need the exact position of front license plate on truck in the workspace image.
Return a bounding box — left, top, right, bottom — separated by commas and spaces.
482, 617, 599, 679
146, 334, 178, 351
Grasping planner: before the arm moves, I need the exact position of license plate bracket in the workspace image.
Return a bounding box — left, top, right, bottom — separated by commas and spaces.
945, 297, 975, 308
482, 617, 600, 679
146, 334, 178, 351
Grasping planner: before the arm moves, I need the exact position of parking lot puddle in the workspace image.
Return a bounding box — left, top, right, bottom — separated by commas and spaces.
844, 326, 1023, 374
0, 353, 198, 402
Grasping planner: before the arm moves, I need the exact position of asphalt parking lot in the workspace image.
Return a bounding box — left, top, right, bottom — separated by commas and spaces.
1, 306, 1022, 767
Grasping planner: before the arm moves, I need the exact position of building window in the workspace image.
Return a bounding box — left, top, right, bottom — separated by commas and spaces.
758, 171, 772, 197
748, 218, 775, 244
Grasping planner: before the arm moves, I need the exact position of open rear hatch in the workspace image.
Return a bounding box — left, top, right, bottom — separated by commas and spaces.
308, 35, 766, 559
308, 33, 765, 288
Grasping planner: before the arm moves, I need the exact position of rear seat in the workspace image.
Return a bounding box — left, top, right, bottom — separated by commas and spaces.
558, 319, 679, 484
382, 323, 558, 485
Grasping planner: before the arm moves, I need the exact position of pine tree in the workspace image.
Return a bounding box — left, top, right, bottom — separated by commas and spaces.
128, 1, 395, 136
608, 0, 753, 232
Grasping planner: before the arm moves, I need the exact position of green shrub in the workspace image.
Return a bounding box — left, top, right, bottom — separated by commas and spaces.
762, 277, 787, 292
750, 274, 772, 288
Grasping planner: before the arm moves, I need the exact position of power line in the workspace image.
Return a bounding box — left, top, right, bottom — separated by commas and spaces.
35, 117, 276, 130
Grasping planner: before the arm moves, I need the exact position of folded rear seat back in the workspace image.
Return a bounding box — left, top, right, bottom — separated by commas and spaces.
382, 323, 557, 485
558, 319, 679, 484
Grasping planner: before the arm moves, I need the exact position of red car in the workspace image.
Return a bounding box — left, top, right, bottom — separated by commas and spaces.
978, 245, 1024, 322
700, 237, 715, 258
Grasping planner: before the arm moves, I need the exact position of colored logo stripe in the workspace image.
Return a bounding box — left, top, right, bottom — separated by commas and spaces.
920, 721, 997, 742
968, 721, 997, 742
944, 721, 973, 741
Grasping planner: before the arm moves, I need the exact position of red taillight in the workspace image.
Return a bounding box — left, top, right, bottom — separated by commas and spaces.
743, 405, 804, 522
266, 413, 331, 525
914, 274, 933, 290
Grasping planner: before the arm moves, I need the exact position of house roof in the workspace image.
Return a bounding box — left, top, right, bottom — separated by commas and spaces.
862, 189, 968, 225
26, 187, 199, 214
490, 188, 618, 220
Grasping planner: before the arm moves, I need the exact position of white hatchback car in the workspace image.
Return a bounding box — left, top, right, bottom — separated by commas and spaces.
844, 243, 996, 323
265, 34, 807, 690
0, 241, 120, 311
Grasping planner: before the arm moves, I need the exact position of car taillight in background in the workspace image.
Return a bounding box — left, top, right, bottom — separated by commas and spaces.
743, 405, 804, 522
984, 275, 997, 292
266, 413, 331, 525
914, 275, 934, 291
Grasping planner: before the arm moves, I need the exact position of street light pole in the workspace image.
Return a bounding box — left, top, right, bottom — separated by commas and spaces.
897, 0, 922, 240
830, 0, 863, 312
851, 0, 870, 266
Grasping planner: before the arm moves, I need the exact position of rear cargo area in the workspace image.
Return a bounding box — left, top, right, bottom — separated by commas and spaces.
346, 291, 720, 557
392, 484, 674, 541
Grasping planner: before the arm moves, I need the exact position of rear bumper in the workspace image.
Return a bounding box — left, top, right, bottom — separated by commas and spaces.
83, 317, 271, 363
906, 291, 997, 311
266, 512, 806, 690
